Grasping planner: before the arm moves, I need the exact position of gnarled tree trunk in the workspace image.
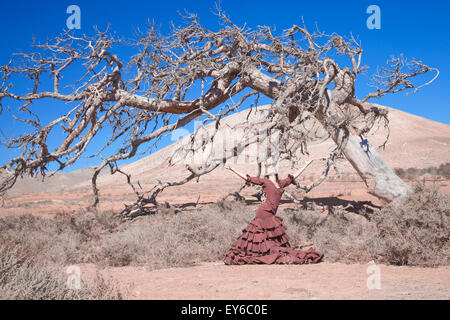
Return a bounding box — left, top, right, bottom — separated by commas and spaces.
333, 131, 412, 202
314, 101, 412, 202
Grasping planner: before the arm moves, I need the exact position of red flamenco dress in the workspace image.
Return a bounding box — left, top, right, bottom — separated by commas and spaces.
224, 174, 323, 265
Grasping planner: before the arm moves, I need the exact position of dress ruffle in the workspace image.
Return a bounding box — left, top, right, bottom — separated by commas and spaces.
225, 175, 323, 265
224, 215, 323, 265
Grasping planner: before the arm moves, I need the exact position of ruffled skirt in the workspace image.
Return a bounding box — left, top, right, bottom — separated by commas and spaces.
224, 215, 323, 265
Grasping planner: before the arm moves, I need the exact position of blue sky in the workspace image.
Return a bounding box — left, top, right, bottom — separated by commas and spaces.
0, 0, 449, 171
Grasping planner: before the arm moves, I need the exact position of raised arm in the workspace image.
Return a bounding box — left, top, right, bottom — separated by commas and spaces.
279, 160, 315, 188
225, 166, 265, 186
225, 166, 247, 181
293, 159, 315, 180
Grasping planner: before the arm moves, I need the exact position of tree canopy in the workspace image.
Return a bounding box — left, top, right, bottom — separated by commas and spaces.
0, 9, 438, 213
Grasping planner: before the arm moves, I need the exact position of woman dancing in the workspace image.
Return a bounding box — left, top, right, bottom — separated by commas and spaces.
224, 161, 323, 265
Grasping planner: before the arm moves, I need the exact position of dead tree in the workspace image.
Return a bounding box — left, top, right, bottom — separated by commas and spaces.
0, 9, 438, 214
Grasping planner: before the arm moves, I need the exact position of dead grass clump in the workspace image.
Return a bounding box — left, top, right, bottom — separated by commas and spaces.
395, 162, 450, 179
0, 245, 124, 300
89, 201, 253, 268
373, 183, 450, 267
281, 183, 450, 267
0, 203, 252, 271
0, 211, 121, 266
280, 208, 377, 263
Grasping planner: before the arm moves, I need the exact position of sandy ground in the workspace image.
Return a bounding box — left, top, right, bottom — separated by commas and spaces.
78, 262, 450, 300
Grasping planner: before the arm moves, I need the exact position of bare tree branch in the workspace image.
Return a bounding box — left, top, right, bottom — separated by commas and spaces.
0, 10, 438, 215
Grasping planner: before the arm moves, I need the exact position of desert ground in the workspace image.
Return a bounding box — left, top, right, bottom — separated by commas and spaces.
1, 105, 449, 299
79, 262, 450, 300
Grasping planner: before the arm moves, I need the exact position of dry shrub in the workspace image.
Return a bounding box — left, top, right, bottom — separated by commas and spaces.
0, 245, 124, 300
88, 201, 253, 268
0, 210, 121, 266
280, 183, 450, 267
395, 162, 450, 179
0, 209, 127, 299
373, 183, 450, 267
279, 208, 377, 263
0, 202, 252, 272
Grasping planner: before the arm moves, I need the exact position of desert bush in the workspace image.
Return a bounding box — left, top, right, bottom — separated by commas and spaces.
0, 211, 121, 266
280, 208, 377, 263
372, 183, 450, 267
88, 201, 253, 268
0, 203, 252, 271
0, 245, 124, 300
99, 185, 447, 268
395, 162, 450, 179
280, 183, 450, 267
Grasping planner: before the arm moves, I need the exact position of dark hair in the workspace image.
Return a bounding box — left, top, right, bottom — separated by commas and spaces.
264, 173, 280, 182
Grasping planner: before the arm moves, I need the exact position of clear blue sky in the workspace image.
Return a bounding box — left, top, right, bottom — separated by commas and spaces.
0, 0, 449, 171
